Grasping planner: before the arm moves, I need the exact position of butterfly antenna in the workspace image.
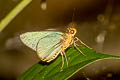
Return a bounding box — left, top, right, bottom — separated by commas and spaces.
72, 8, 76, 23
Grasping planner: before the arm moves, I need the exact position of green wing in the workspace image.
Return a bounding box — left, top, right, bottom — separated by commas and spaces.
36, 32, 64, 61
20, 32, 63, 51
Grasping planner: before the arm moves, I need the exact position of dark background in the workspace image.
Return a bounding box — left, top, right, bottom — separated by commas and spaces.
0, 0, 120, 80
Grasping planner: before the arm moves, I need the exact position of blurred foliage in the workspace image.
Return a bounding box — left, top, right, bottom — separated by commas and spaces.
0, 0, 32, 32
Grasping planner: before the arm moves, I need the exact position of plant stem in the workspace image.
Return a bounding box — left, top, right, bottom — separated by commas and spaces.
0, 0, 32, 32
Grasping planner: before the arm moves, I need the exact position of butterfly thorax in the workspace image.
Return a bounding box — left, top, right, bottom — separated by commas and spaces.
62, 27, 77, 49
62, 33, 74, 50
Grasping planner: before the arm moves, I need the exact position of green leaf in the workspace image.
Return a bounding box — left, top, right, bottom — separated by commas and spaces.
17, 46, 120, 80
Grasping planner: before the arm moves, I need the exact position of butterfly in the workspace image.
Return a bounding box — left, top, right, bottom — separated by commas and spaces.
20, 25, 89, 69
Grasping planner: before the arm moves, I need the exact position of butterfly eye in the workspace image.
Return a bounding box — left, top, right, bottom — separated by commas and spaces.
70, 30, 74, 34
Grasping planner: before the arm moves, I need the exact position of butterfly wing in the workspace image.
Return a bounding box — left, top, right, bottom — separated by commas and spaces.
36, 32, 64, 61
20, 32, 63, 51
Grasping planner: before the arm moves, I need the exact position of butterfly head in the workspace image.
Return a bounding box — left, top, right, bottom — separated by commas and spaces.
67, 27, 77, 36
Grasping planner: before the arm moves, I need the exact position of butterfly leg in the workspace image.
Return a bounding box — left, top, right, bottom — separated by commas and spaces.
74, 37, 91, 49
74, 40, 80, 46
60, 49, 68, 70
60, 52, 64, 70
73, 42, 86, 56
62, 50, 68, 67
